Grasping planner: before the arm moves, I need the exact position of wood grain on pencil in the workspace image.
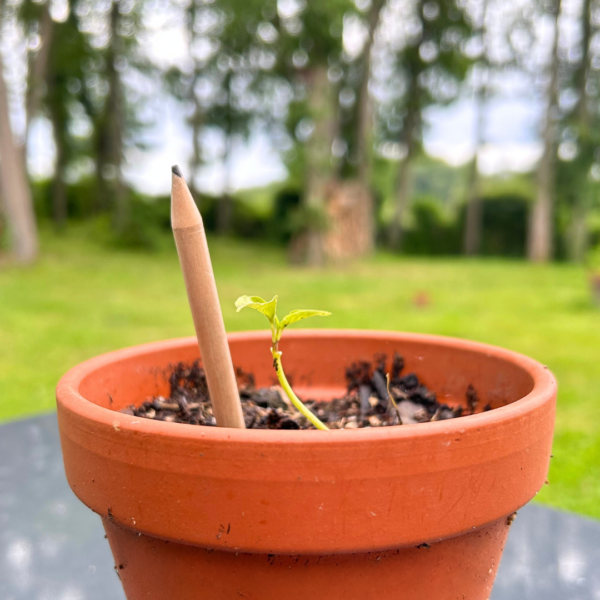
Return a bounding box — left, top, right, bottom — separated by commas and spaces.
171, 166, 245, 429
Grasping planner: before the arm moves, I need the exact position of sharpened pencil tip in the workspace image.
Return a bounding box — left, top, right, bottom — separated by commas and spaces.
172, 165, 183, 177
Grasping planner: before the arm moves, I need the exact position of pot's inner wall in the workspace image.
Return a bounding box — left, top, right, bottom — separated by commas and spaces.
78, 334, 535, 414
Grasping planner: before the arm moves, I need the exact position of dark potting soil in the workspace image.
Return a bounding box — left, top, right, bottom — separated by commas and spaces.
121, 352, 486, 430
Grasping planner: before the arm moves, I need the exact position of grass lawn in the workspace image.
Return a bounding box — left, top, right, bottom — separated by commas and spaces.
1, 224, 599, 519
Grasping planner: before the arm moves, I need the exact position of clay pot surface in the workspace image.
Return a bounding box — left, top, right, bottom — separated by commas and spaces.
56, 330, 556, 600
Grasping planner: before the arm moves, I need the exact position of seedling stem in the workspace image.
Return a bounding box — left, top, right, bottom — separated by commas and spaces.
235, 295, 330, 430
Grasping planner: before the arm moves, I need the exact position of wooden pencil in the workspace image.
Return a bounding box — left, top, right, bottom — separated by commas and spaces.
171, 165, 245, 429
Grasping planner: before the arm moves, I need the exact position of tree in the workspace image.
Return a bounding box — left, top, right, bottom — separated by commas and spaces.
19, 0, 100, 228
96, 0, 128, 231
323, 0, 386, 262
72, 0, 152, 233
184, 0, 209, 201
167, 0, 273, 231
284, 0, 384, 263
528, 0, 562, 262
463, 68, 485, 255
0, 0, 38, 262
560, 0, 596, 261
353, 0, 386, 186
381, 0, 473, 249
204, 0, 268, 234
462, 0, 525, 255
463, 0, 488, 256
43, 3, 95, 227
277, 0, 358, 265
22, 0, 54, 141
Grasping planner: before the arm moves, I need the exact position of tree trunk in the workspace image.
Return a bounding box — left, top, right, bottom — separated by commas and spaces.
528, 0, 561, 263
323, 180, 374, 261
463, 0, 487, 256
293, 65, 337, 265
575, 0, 591, 126
356, 0, 385, 185
568, 0, 592, 262
44, 23, 68, 229
96, 0, 127, 230
217, 193, 233, 234
463, 156, 483, 255
25, 2, 54, 137
388, 0, 425, 251
568, 197, 589, 261
52, 162, 67, 227
217, 72, 234, 235
567, 201, 589, 262
463, 79, 486, 255
0, 57, 38, 262
323, 0, 384, 262
109, 1, 127, 233
463, 95, 484, 255
187, 3, 203, 203
189, 92, 203, 203
217, 125, 233, 236
50, 108, 67, 228
389, 98, 419, 250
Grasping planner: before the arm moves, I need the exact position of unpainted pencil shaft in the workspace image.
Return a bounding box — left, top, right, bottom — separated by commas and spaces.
171, 168, 245, 429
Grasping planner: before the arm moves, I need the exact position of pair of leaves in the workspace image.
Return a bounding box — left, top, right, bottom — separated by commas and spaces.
235, 295, 330, 340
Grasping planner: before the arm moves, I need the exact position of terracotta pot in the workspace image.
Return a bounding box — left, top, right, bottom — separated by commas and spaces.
56, 330, 556, 600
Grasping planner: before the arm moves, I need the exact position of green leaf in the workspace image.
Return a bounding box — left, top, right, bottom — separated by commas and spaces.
235, 295, 265, 310
235, 295, 278, 321
279, 309, 331, 329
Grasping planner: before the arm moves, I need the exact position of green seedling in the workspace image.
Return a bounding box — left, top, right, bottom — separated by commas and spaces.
235, 295, 331, 430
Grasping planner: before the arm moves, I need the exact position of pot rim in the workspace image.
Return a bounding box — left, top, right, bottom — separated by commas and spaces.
57, 329, 556, 444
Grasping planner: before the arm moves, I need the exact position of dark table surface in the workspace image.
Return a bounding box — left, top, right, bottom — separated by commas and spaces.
1, 414, 599, 600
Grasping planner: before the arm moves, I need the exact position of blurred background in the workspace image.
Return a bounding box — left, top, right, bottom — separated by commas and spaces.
0, 0, 599, 520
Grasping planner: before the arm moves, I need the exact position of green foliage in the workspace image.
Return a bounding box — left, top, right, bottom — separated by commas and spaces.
270, 189, 302, 243
29, 178, 278, 248
374, 155, 469, 221
20, 0, 98, 187
28, 172, 544, 258
165, 0, 281, 201
377, 0, 475, 149
32, 178, 103, 221
108, 201, 168, 251
13, 0, 592, 261
275, 0, 356, 72
13, 0, 595, 261
403, 197, 461, 255
474, 195, 530, 257
31, 178, 171, 250
23, 0, 155, 229
277, 0, 359, 182
400, 194, 531, 257
287, 204, 329, 236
